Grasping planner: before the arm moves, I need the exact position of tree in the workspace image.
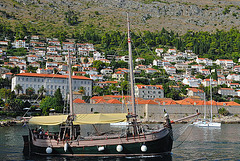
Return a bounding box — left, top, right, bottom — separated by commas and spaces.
54, 88, 64, 112
38, 85, 46, 99
78, 86, 85, 95
0, 88, 15, 100
14, 84, 23, 95
93, 86, 102, 96
120, 81, 129, 95
40, 96, 57, 115
8, 98, 24, 111
26, 87, 35, 96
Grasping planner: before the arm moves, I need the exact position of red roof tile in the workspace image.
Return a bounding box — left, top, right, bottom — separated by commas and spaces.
15, 73, 92, 80
73, 98, 86, 103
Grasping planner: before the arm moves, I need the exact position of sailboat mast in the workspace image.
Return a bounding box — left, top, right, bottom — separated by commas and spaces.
127, 13, 136, 116
210, 77, 212, 122
204, 92, 206, 120
68, 50, 74, 116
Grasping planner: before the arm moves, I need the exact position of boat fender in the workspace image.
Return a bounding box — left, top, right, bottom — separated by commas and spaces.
46, 146, 52, 154
116, 145, 123, 152
64, 143, 68, 152
98, 146, 105, 151
141, 145, 147, 152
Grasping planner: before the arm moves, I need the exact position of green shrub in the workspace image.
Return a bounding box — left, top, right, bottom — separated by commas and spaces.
218, 107, 229, 116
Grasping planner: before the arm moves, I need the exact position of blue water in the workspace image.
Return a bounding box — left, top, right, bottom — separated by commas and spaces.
0, 124, 240, 160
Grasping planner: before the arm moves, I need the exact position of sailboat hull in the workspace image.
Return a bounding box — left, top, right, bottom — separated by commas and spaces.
25, 128, 173, 156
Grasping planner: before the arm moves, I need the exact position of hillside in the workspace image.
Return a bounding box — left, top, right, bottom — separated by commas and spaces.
0, 0, 239, 36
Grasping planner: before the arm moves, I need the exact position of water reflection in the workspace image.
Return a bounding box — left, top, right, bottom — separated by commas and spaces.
1, 124, 240, 160
24, 154, 172, 161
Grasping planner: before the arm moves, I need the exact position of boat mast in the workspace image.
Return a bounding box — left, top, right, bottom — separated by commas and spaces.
68, 49, 74, 116
204, 92, 206, 120
68, 49, 74, 140
127, 13, 136, 116
210, 77, 213, 122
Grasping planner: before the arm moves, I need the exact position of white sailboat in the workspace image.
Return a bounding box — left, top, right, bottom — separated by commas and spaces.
194, 78, 221, 127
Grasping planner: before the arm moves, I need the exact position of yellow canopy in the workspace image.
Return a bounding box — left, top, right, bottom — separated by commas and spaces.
29, 115, 68, 125
28, 113, 127, 125
73, 113, 127, 125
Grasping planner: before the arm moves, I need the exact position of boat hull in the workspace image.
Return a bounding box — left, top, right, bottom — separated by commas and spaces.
25, 128, 173, 156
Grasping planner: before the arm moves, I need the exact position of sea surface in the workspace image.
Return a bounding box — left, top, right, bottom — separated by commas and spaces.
0, 123, 240, 161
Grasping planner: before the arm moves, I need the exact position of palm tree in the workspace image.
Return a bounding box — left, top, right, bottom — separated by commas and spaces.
26, 87, 35, 100
78, 86, 85, 95
14, 84, 23, 95
38, 85, 46, 99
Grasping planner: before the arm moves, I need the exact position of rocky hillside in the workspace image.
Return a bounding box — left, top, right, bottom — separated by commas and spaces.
0, 0, 239, 35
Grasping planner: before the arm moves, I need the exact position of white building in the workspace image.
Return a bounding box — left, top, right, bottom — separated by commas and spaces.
191, 65, 204, 72
215, 59, 234, 69
100, 68, 113, 76
199, 69, 211, 75
135, 85, 164, 100
93, 51, 105, 60
182, 77, 202, 87
155, 48, 164, 56
167, 49, 177, 54
27, 55, 39, 63
187, 88, 205, 100
218, 88, 236, 97
90, 75, 103, 81
163, 66, 176, 75
201, 79, 218, 87
196, 57, 213, 66
11, 73, 93, 97
233, 65, 240, 73
14, 40, 26, 48
226, 74, 240, 81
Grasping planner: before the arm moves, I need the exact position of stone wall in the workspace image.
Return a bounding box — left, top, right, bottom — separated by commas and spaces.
74, 103, 240, 122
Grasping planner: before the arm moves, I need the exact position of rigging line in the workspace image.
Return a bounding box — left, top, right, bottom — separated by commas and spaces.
131, 35, 142, 64
172, 115, 199, 149
172, 124, 194, 149
131, 24, 159, 60
110, 32, 127, 63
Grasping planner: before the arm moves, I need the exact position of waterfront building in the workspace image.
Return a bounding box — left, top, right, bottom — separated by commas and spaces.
11, 73, 92, 97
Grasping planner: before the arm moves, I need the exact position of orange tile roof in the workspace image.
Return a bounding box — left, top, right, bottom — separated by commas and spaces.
73, 98, 86, 103
95, 98, 108, 104
136, 100, 158, 105
91, 96, 103, 100
136, 85, 163, 89
220, 88, 235, 90
15, 73, 92, 80
107, 99, 122, 104
154, 98, 177, 105
188, 88, 204, 93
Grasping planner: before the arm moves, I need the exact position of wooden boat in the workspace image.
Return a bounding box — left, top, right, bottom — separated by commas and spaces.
23, 13, 173, 156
